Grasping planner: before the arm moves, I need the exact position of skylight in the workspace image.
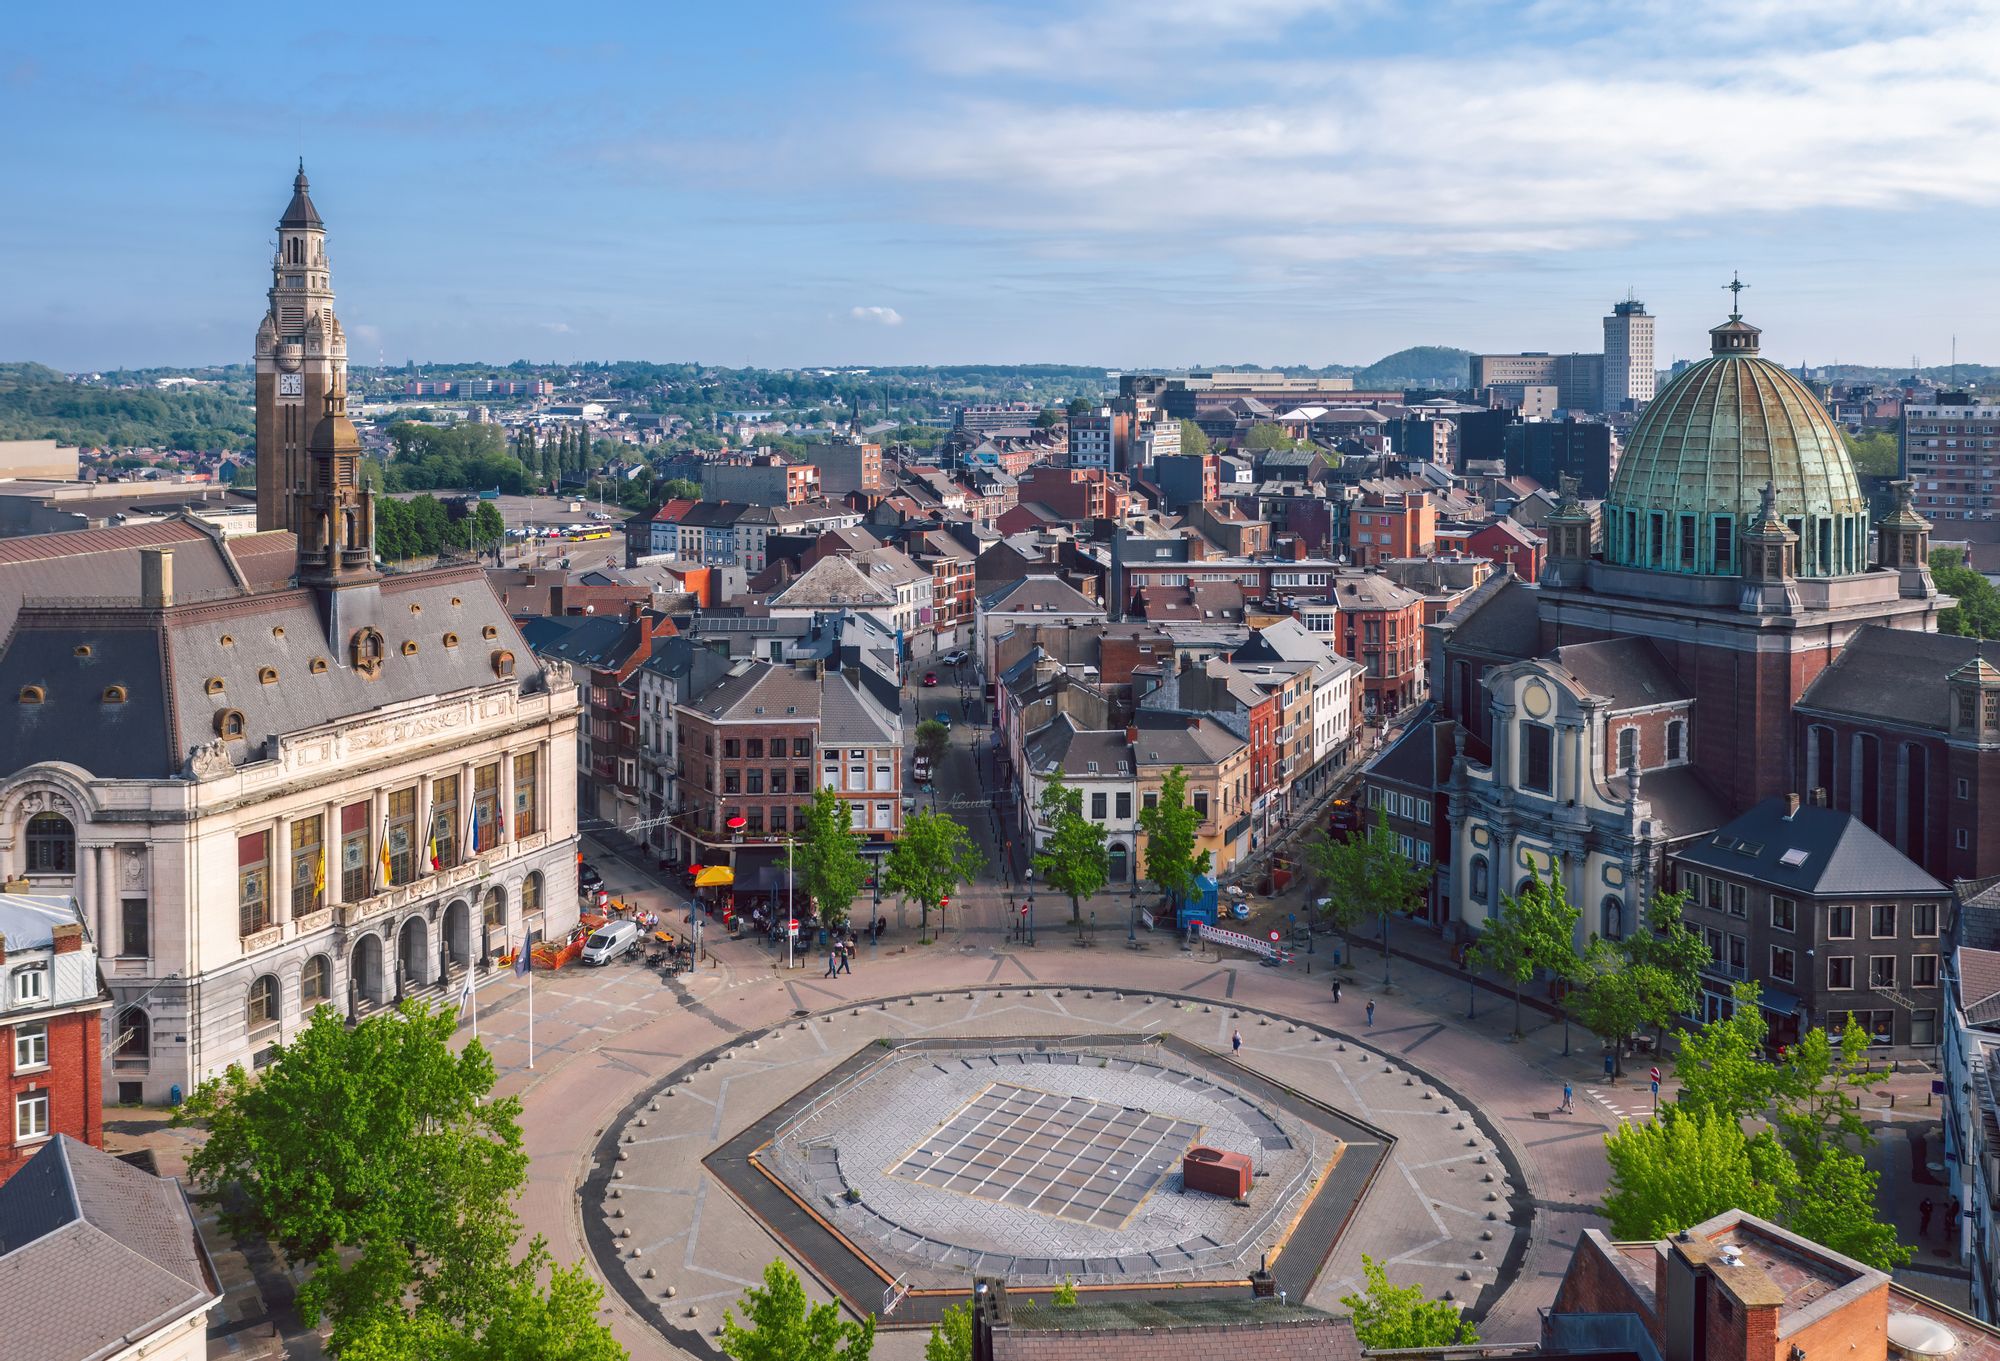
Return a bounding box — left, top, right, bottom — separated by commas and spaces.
1778, 848, 1809, 869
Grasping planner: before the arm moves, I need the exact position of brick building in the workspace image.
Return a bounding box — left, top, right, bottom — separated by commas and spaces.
0, 894, 107, 1185
1328, 570, 1426, 717
1346, 488, 1437, 567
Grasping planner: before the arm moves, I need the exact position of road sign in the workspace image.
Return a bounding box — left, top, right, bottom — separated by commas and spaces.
1649, 1066, 1660, 1084
787, 919, 799, 936
1019, 903, 1029, 915
1268, 930, 1282, 942
1198, 921, 1292, 963
940, 896, 950, 909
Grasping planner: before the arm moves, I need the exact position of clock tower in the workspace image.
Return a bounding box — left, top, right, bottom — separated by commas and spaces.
254, 162, 347, 533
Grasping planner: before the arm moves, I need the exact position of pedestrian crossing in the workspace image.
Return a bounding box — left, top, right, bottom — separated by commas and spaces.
1585, 1086, 1634, 1123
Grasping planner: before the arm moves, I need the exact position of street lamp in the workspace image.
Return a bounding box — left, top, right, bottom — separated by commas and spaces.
1026, 865, 1036, 948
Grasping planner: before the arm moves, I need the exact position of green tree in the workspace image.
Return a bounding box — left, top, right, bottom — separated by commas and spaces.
1842, 428, 1899, 477
1304, 810, 1431, 984
1468, 864, 1580, 1038
1178, 420, 1212, 458
1244, 422, 1296, 452
1137, 765, 1211, 910
1602, 1109, 1781, 1239
719, 1259, 875, 1361
175, 1001, 616, 1355
794, 785, 870, 928
924, 1302, 972, 1361
1672, 981, 1783, 1126
1930, 547, 2000, 638
659, 476, 701, 500
1572, 891, 1708, 1071
1032, 769, 1109, 922
1339, 1254, 1479, 1349
914, 719, 950, 765
1778, 1143, 1911, 1269
1065, 396, 1095, 417
472, 500, 506, 549
882, 808, 985, 937
340, 1249, 629, 1361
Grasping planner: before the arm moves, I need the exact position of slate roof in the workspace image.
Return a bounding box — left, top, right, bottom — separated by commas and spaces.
821, 669, 900, 746
279, 164, 323, 228
0, 518, 287, 640
0, 564, 548, 780
980, 574, 1104, 616
1606, 764, 1729, 841
1799, 625, 2000, 733
1960, 946, 2000, 1027
1131, 713, 1246, 767
1438, 572, 1542, 660
995, 1299, 1359, 1361
0, 894, 81, 952
1330, 572, 1420, 612
1672, 796, 1947, 897
1025, 715, 1133, 777
1366, 705, 1439, 790
1552, 637, 1690, 712
0, 1135, 219, 1361
770, 553, 895, 608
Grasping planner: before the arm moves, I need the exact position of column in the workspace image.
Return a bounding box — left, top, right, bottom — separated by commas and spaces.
95, 845, 115, 953
461, 761, 478, 856
323, 801, 344, 907
77, 847, 97, 945
272, 816, 292, 929
498, 750, 517, 850
416, 774, 434, 877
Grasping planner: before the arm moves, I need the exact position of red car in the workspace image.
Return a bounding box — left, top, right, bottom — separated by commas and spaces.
922, 671, 939, 686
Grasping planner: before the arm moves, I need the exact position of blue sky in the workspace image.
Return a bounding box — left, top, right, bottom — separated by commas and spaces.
6, 0, 2000, 372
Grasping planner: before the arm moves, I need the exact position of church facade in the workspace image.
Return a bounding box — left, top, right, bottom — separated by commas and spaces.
1399, 303, 2000, 1005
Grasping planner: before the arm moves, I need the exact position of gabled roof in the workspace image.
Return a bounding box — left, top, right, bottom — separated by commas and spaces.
979, 574, 1104, 616
1672, 796, 1948, 897
0, 1136, 219, 1361
1800, 625, 2000, 733
1960, 946, 2000, 1027
1437, 571, 1541, 660
770, 553, 896, 608
1552, 637, 1690, 712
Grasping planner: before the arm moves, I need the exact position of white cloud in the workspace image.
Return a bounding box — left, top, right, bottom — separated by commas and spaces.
850, 305, 905, 326
858, 1, 2000, 273
539, 321, 572, 334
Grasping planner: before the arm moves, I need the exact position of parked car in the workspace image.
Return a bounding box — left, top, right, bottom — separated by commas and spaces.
941, 649, 969, 666
935, 710, 952, 730
580, 919, 642, 965
579, 861, 604, 892
913, 754, 932, 783
922, 671, 939, 687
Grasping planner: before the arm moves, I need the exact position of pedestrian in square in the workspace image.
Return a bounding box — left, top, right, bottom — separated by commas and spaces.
1920, 1198, 1935, 1233
837, 940, 853, 975
1231, 1029, 1243, 1055
1366, 1000, 1375, 1028
824, 948, 839, 979
1561, 1081, 1574, 1114
1331, 979, 1342, 1003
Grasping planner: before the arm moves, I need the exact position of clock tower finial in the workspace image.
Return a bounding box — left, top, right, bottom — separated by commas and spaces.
255, 162, 344, 533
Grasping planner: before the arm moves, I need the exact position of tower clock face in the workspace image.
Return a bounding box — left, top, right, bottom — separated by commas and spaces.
278, 372, 303, 397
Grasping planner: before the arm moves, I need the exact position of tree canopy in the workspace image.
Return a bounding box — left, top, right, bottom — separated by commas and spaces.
1306, 809, 1431, 942
1177, 420, 1212, 458
720, 1259, 875, 1361
1339, 1254, 1479, 1349
882, 808, 984, 935
1032, 768, 1110, 922
794, 785, 871, 928
1931, 547, 2000, 639
176, 1000, 624, 1355
0, 362, 253, 451
1469, 864, 1579, 1036
1137, 765, 1211, 907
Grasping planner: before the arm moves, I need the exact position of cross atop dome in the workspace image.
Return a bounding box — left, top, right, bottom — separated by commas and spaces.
1724, 271, 1749, 320
1709, 273, 1761, 355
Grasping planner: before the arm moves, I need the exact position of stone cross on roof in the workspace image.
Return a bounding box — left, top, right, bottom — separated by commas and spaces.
1725, 271, 1749, 319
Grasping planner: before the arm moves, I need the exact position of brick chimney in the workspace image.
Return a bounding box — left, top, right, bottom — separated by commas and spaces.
51, 922, 84, 955
139, 545, 175, 608
1784, 793, 1800, 819
0, 931, 7, 965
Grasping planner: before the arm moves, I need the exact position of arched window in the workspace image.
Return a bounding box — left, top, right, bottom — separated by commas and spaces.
1666, 719, 1687, 764
216, 709, 246, 740
1602, 895, 1625, 941
25, 812, 74, 875
247, 974, 280, 1035
483, 886, 506, 933
492, 650, 516, 678
1616, 727, 1638, 771
1469, 855, 1489, 903
301, 954, 331, 1008
351, 627, 385, 678
115, 1006, 149, 1061
520, 872, 542, 919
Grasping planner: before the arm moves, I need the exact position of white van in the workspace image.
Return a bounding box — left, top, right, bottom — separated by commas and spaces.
580, 919, 642, 966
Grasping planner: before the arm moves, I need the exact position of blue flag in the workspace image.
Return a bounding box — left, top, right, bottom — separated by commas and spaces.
516, 928, 540, 976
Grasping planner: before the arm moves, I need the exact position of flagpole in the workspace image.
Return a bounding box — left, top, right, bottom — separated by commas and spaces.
527, 952, 534, 1069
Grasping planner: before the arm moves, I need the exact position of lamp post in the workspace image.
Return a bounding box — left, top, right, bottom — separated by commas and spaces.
1026, 865, 1036, 948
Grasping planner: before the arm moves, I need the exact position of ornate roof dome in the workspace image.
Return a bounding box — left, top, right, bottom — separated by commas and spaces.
1604, 282, 1865, 579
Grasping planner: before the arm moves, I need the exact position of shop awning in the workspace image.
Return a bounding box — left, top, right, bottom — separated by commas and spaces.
1759, 990, 1802, 1018
694, 865, 735, 888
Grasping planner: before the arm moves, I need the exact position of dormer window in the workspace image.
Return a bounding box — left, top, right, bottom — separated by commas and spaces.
205, 677, 225, 696
18, 685, 43, 705
401, 640, 419, 656
351, 627, 385, 678
492, 650, 516, 678
102, 685, 127, 704
217, 709, 246, 740
259, 666, 279, 685
309, 657, 328, 675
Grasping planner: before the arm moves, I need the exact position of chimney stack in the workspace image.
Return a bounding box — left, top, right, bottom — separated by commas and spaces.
1784, 792, 1800, 819
51, 922, 84, 955
139, 546, 175, 608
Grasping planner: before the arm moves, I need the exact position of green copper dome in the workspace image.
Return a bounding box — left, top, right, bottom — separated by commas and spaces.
1604, 305, 1865, 579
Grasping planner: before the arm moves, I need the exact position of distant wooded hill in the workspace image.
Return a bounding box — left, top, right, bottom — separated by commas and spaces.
0, 362, 253, 451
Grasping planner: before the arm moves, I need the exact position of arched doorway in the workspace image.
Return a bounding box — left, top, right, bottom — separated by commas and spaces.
397, 916, 429, 995
1108, 843, 1129, 884
443, 900, 471, 969
350, 933, 385, 1012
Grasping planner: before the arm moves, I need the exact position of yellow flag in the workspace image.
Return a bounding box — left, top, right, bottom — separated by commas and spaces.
378, 817, 393, 888
313, 846, 326, 898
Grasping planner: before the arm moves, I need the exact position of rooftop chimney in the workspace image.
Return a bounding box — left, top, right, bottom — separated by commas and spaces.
51, 922, 84, 955
139, 546, 174, 608
1784, 792, 1800, 819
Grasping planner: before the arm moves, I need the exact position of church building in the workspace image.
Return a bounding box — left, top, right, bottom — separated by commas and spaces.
254, 163, 345, 534
1383, 294, 2000, 1043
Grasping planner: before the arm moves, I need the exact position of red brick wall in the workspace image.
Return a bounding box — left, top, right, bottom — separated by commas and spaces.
0, 1009, 103, 1187
1553, 1234, 1657, 1341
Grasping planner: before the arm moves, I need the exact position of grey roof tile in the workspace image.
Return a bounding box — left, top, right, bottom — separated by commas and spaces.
1672, 796, 1947, 896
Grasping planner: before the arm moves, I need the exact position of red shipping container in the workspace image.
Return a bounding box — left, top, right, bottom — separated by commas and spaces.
1182, 1146, 1253, 1198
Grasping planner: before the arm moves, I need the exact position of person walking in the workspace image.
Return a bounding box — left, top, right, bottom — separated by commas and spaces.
1920, 1198, 1935, 1234
1231, 1029, 1243, 1056
824, 948, 839, 979
837, 940, 853, 975
1331, 979, 1342, 1003
1365, 999, 1375, 1028
1560, 1081, 1574, 1114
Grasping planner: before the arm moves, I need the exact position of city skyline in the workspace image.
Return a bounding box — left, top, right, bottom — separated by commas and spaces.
5, 1, 2000, 371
